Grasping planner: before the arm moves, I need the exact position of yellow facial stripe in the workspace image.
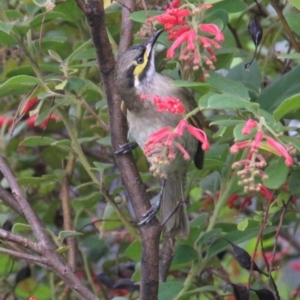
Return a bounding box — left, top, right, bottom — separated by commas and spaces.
133, 51, 148, 78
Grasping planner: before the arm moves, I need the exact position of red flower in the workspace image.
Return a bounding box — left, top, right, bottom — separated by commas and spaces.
251, 130, 264, 152
21, 97, 38, 115
230, 141, 251, 154
147, 2, 223, 72
0, 116, 13, 126
199, 24, 224, 42
140, 94, 185, 114
291, 262, 300, 271
167, 29, 196, 59
144, 119, 209, 162
259, 185, 273, 201
27, 114, 60, 129
266, 137, 293, 166
242, 118, 258, 135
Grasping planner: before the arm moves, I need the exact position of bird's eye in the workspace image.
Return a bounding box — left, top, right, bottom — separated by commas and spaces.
137, 57, 144, 64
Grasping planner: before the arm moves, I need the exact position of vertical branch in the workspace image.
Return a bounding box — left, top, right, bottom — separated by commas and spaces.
83, 0, 161, 299
61, 153, 77, 271
118, 0, 135, 57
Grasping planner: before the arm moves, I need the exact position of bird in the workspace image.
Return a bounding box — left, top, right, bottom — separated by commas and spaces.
114, 29, 204, 238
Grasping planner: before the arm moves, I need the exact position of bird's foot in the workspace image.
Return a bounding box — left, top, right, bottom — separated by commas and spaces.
115, 142, 138, 154
138, 202, 161, 225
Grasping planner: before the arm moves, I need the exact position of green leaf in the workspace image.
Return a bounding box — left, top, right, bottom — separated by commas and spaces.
130, 10, 161, 23
125, 240, 141, 262
0, 75, 43, 97
207, 94, 257, 110
257, 64, 300, 113
237, 218, 249, 231
289, 168, 300, 196
206, 72, 250, 98
273, 93, 300, 121
172, 244, 198, 264
17, 177, 46, 185
0, 20, 14, 34
207, 225, 276, 259
48, 50, 62, 62
263, 158, 289, 189
172, 80, 211, 93
190, 213, 209, 228
287, 0, 300, 9
30, 11, 66, 28
211, 0, 247, 13
19, 136, 57, 147
227, 60, 261, 97
57, 230, 82, 241
158, 280, 184, 300
200, 171, 221, 193
93, 162, 114, 172
12, 223, 32, 234
210, 119, 242, 127
55, 246, 71, 254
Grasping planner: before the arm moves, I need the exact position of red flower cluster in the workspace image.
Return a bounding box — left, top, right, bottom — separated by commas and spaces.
144, 119, 209, 165
141, 94, 209, 177
231, 118, 293, 167
147, 1, 224, 75
230, 118, 293, 199
140, 94, 185, 114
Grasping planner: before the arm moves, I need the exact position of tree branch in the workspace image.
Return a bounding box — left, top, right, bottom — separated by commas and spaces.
0, 186, 23, 215
83, 0, 161, 299
0, 157, 98, 299
0, 157, 52, 247
271, 1, 300, 53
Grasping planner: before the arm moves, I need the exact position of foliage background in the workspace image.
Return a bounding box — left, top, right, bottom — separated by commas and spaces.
1, 0, 300, 299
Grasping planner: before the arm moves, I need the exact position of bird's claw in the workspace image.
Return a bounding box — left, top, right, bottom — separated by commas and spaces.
138, 203, 160, 225
115, 142, 138, 154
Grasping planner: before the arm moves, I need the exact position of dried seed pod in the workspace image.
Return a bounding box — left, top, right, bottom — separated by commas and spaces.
250, 288, 275, 300
248, 17, 263, 48
225, 238, 267, 276
230, 283, 249, 300
245, 16, 263, 69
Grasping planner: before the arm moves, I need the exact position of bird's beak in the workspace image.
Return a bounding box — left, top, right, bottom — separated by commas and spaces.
145, 29, 164, 58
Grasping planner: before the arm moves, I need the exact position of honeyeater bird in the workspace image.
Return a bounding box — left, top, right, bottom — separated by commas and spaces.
115, 30, 204, 238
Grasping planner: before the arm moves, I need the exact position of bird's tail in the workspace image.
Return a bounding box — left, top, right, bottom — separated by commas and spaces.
161, 176, 189, 238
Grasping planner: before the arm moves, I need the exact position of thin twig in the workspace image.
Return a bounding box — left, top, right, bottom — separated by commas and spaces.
271, 0, 300, 53
60, 153, 77, 271
0, 228, 40, 253
80, 97, 109, 131
247, 200, 271, 287
0, 247, 47, 265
